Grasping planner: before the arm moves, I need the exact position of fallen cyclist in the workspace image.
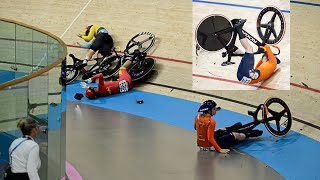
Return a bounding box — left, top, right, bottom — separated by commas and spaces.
194, 100, 263, 153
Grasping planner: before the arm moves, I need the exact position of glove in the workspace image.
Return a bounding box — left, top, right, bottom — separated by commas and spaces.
84, 78, 92, 83
80, 82, 89, 88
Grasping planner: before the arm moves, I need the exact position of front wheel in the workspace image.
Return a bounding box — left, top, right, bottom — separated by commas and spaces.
65, 65, 80, 85
257, 6, 286, 44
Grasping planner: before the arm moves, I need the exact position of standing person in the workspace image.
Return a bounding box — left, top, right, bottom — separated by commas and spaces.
6, 118, 41, 180
194, 100, 263, 153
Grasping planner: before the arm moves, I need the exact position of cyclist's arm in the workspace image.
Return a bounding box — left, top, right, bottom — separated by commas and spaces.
82, 26, 96, 42
79, 43, 92, 49
207, 119, 222, 152
91, 73, 105, 86
194, 115, 199, 130
264, 45, 277, 66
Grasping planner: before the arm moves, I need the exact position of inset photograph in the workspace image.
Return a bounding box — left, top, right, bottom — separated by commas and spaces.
193, 1, 290, 90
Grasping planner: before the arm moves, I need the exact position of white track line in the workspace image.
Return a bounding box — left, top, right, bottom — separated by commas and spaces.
60, 0, 93, 38
30, 0, 92, 72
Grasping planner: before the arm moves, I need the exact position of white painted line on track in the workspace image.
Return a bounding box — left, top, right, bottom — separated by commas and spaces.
60, 0, 93, 38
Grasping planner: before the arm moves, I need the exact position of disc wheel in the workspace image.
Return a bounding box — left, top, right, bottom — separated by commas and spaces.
263, 97, 292, 137
129, 58, 156, 82
195, 14, 234, 52
257, 6, 286, 44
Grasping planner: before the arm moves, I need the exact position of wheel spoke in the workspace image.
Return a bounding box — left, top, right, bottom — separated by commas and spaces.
279, 109, 287, 117
259, 24, 268, 28
267, 108, 277, 116
264, 29, 272, 40
271, 12, 277, 22
198, 31, 209, 46
217, 35, 228, 47
211, 17, 216, 33
276, 120, 281, 132
271, 28, 277, 38
131, 40, 138, 45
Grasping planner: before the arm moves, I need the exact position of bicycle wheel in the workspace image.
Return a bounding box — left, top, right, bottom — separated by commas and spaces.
263, 97, 292, 137
125, 32, 155, 55
65, 65, 80, 85
98, 55, 122, 78
257, 6, 286, 44
130, 58, 156, 82
196, 14, 234, 52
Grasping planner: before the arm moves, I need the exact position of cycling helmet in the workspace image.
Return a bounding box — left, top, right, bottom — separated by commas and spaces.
83, 25, 93, 36
85, 87, 99, 99
198, 100, 221, 114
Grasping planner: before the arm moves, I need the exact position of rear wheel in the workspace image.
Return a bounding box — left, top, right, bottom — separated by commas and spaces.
196, 14, 234, 52
130, 58, 156, 82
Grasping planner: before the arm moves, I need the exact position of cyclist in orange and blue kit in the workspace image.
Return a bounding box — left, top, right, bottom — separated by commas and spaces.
194, 100, 263, 153
233, 19, 279, 85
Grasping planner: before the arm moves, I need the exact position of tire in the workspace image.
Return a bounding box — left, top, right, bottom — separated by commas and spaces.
65, 65, 80, 85
98, 55, 122, 78
130, 58, 156, 82
257, 6, 286, 44
263, 97, 292, 137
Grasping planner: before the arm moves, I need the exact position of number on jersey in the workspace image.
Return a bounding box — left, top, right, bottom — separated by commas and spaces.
119, 80, 129, 93
240, 76, 252, 85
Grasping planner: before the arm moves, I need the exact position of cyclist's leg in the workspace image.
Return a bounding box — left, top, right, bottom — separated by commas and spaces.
234, 20, 260, 83
99, 34, 114, 57
234, 19, 253, 53
225, 122, 243, 132
215, 133, 238, 148
77, 35, 105, 69
76, 49, 96, 70
122, 58, 133, 69
233, 46, 244, 55
263, 45, 277, 66
232, 130, 263, 140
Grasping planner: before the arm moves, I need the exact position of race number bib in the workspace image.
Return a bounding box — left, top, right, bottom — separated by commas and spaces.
119, 80, 129, 93
240, 76, 252, 85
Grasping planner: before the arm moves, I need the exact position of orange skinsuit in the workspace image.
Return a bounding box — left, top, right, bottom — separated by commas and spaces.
194, 114, 222, 152
249, 45, 278, 84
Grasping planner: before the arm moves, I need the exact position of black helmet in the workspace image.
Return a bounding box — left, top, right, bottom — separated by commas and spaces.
198, 100, 221, 113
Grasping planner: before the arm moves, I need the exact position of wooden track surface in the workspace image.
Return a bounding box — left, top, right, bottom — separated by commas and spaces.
0, 0, 319, 140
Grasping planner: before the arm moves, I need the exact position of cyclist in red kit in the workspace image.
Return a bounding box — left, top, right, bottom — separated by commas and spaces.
82, 50, 143, 99
84, 67, 133, 99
